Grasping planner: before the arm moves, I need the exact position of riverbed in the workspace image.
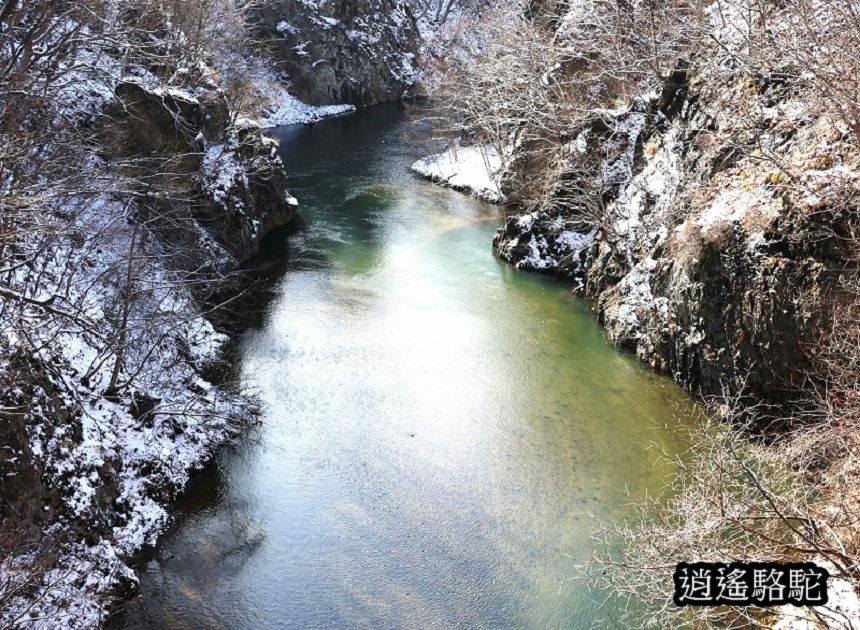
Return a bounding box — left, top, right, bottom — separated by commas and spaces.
116, 104, 695, 629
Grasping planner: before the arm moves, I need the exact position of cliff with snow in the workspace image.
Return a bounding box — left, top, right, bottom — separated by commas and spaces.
255, 0, 421, 105
0, 0, 364, 625
0, 0, 465, 621
481, 1, 859, 412
416, 2, 860, 625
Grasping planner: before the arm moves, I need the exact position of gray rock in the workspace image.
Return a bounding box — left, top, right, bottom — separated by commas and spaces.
255, 0, 420, 106
495, 64, 840, 411
106, 82, 295, 297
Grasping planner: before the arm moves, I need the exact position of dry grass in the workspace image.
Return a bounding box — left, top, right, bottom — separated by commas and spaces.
589, 256, 860, 628
588, 403, 860, 628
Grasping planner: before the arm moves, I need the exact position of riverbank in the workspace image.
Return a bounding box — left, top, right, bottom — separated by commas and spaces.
0, 1, 473, 624
6, 1, 857, 628
0, 3, 363, 625
115, 104, 699, 629
413, 1, 860, 627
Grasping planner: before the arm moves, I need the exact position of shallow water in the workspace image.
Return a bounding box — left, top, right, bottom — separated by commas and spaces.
117, 104, 695, 629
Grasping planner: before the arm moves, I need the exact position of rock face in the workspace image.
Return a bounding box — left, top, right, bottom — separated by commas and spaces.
106, 82, 296, 292
494, 99, 655, 278
494, 62, 855, 410
0, 79, 276, 625
255, 0, 420, 106
0, 6, 306, 624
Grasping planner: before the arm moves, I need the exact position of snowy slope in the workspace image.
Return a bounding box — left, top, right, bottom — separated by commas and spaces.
411, 144, 506, 203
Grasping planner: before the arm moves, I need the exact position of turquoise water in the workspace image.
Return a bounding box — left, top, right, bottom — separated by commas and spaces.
117, 104, 694, 629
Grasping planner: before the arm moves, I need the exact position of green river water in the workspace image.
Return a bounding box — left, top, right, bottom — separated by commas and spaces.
117, 104, 696, 629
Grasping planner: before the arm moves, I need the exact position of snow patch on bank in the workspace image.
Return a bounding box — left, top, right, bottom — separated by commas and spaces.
411, 143, 506, 203
774, 560, 860, 629
257, 85, 355, 127
246, 67, 355, 128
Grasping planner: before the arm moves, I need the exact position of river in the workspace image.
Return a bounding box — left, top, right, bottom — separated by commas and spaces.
116, 104, 695, 629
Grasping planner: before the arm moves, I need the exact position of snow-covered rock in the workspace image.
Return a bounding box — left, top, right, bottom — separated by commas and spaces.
411, 143, 506, 203
1, 193, 254, 628
249, 67, 355, 128
494, 211, 596, 277
255, 0, 420, 106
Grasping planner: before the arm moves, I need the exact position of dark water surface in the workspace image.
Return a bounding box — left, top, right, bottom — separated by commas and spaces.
117, 104, 695, 629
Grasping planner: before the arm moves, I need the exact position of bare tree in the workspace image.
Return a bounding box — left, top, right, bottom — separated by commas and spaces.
0, 0, 272, 623
588, 398, 859, 629
424, 1, 860, 626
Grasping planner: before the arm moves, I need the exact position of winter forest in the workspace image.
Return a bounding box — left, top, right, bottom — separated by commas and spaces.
1, 0, 860, 628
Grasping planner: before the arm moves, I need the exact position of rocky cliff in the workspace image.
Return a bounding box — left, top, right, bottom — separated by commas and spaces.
255, 0, 420, 106
106, 83, 296, 287
494, 48, 857, 411
0, 6, 300, 623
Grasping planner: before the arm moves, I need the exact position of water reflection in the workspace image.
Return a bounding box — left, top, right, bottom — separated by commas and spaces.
116, 104, 694, 629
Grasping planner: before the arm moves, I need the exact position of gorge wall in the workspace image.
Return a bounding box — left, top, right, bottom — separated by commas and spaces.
1, 0, 440, 622
255, 0, 421, 106
493, 37, 855, 413
0, 3, 308, 624
109, 83, 297, 277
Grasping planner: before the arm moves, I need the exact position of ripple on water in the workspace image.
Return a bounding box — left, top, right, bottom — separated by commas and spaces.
114, 104, 696, 630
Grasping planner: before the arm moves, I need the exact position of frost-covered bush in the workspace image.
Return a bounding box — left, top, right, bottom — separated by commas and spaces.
0, 0, 269, 626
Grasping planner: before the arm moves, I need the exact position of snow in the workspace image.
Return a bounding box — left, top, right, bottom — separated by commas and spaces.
346, 28, 380, 44
495, 209, 597, 275
696, 187, 750, 232
668, 183, 780, 248
55, 46, 121, 122
774, 560, 860, 629
515, 225, 597, 272
608, 126, 683, 260
601, 106, 648, 192
706, 0, 754, 50
276, 20, 299, 34
515, 228, 596, 272
249, 67, 355, 128
519, 234, 556, 270
411, 143, 506, 203
608, 256, 669, 340
204, 143, 248, 204
1, 190, 254, 627
517, 214, 536, 231
557, 229, 598, 254
1, 539, 137, 629
574, 129, 589, 154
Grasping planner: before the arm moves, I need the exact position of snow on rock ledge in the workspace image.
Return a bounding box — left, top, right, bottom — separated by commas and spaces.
494, 211, 596, 277
411, 144, 506, 203
1, 193, 254, 628
253, 72, 355, 127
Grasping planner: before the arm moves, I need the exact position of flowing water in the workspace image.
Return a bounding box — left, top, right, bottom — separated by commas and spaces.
117, 104, 696, 629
